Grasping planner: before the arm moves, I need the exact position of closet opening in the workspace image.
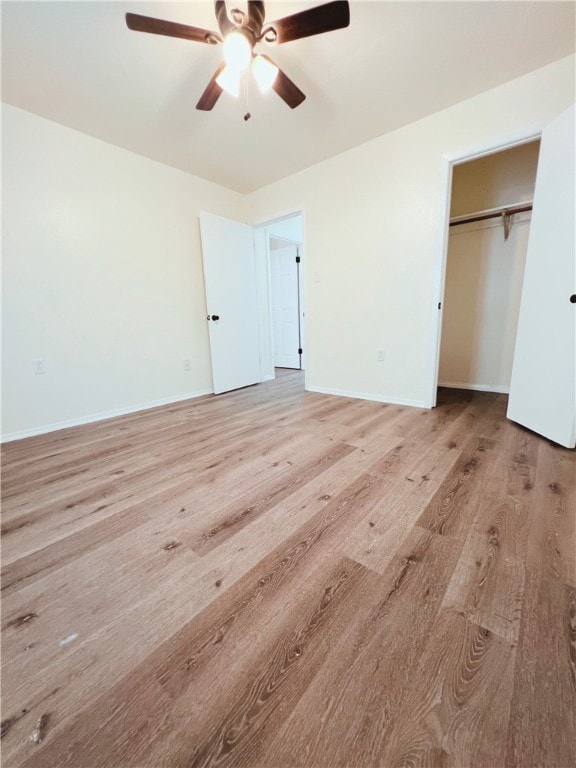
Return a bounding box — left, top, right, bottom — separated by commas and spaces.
435, 140, 541, 403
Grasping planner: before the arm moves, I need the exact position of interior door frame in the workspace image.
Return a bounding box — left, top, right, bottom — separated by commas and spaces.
254, 208, 307, 387
426, 127, 543, 408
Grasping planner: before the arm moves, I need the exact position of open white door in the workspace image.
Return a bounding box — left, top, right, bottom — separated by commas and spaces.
507, 105, 575, 448
199, 212, 261, 395
271, 244, 301, 369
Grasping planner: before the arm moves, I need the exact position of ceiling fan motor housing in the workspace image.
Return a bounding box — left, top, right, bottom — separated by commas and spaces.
228, 1, 266, 47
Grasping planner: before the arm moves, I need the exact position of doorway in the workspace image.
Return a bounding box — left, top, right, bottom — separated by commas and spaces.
428, 129, 542, 409
429, 105, 575, 448
200, 209, 306, 395
437, 141, 540, 396
254, 211, 306, 386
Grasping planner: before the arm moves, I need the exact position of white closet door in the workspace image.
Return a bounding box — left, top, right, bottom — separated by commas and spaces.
271, 245, 300, 369
199, 212, 261, 395
507, 105, 575, 448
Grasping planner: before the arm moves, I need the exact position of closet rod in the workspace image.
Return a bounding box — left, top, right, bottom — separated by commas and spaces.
450, 202, 533, 227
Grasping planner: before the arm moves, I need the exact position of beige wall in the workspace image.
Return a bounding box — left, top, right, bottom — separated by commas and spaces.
450, 141, 540, 217
246, 55, 575, 406
439, 218, 532, 391
3, 55, 574, 437
2, 104, 246, 438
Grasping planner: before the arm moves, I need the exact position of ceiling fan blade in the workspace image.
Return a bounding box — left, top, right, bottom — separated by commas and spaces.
266, 1, 350, 44
126, 13, 221, 44
262, 57, 306, 109
214, 1, 234, 36
248, 1, 266, 30
196, 63, 226, 111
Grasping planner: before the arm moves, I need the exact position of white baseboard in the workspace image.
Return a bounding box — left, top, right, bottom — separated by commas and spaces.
262, 373, 276, 381
438, 380, 510, 394
306, 385, 427, 409
1, 388, 213, 443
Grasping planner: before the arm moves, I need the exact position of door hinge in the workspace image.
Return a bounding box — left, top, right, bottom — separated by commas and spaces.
298, 348, 303, 355
438, 302, 442, 310
296, 255, 301, 263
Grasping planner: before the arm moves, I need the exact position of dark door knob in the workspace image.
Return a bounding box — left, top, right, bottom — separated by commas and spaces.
211, 314, 220, 321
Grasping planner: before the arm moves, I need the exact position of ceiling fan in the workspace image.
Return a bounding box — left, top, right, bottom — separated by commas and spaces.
126, 1, 350, 111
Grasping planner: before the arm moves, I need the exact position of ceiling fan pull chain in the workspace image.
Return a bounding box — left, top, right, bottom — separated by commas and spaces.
242, 71, 251, 121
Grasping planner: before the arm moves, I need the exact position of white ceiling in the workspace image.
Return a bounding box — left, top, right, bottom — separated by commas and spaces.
2, 1, 575, 192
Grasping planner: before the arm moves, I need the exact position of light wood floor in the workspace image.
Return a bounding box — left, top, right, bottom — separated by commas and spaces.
1, 371, 575, 768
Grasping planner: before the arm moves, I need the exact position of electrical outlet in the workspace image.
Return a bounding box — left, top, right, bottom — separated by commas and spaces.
377, 349, 386, 362
183, 359, 191, 371
32, 359, 47, 374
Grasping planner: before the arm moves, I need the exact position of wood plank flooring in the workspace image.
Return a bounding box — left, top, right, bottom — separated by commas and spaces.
1, 371, 575, 768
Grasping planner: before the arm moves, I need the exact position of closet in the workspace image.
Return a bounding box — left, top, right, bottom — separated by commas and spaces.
438, 141, 541, 393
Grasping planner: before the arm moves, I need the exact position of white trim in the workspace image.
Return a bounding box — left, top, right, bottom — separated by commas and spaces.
252, 207, 306, 228
427, 126, 544, 409
427, 154, 453, 408
1, 388, 213, 443
268, 234, 300, 246
438, 381, 510, 394
306, 385, 427, 409
444, 128, 543, 165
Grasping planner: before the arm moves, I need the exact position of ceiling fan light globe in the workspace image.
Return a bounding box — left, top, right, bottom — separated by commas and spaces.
215, 64, 242, 98
252, 55, 279, 94
222, 31, 252, 72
